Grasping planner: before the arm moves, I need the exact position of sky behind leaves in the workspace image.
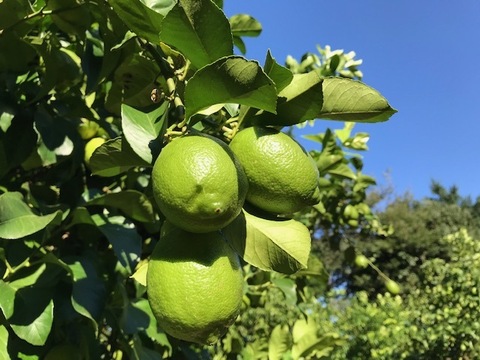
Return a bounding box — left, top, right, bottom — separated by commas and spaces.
224, 1, 480, 201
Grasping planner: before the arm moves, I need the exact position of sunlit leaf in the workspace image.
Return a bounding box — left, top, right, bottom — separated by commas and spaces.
251, 73, 396, 126
0, 192, 61, 240
223, 210, 311, 274
160, 0, 233, 69
10, 297, 53, 346
230, 14, 262, 37
109, 0, 172, 43
272, 277, 297, 306
268, 325, 292, 360
0, 325, 8, 360
130, 261, 148, 287
121, 103, 167, 164
264, 50, 293, 93
90, 137, 150, 177
185, 56, 277, 119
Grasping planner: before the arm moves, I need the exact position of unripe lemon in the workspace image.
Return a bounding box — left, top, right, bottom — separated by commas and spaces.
147, 222, 244, 345
229, 126, 320, 214
385, 279, 401, 294
77, 118, 100, 140
354, 254, 369, 268
84, 137, 105, 166
343, 204, 359, 220
152, 134, 248, 233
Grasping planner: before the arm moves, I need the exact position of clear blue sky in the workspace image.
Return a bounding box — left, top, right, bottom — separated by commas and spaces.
223, 1, 480, 201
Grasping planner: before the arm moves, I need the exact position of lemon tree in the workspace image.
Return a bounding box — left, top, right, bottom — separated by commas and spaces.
0, 0, 395, 358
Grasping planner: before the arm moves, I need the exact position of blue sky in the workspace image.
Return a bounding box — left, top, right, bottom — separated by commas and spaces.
223, 1, 480, 201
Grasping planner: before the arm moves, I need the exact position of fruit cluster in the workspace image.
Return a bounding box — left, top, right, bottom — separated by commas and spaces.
146, 126, 321, 344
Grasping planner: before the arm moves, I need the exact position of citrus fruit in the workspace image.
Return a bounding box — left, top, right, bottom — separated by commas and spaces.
151, 134, 248, 233
84, 137, 105, 165
147, 222, 244, 345
229, 126, 321, 214
385, 279, 401, 294
354, 254, 369, 268
77, 118, 100, 140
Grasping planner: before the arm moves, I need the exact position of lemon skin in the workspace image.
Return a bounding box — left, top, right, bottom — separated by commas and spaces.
152, 134, 248, 233
147, 222, 244, 345
229, 126, 320, 214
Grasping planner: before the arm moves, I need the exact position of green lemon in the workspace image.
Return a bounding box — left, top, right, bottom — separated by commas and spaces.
152, 134, 248, 233
45, 344, 82, 360
229, 126, 321, 214
84, 137, 105, 166
77, 118, 100, 140
385, 279, 401, 295
354, 254, 369, 268
147, 222, 244, 345
343, 204, 359, 220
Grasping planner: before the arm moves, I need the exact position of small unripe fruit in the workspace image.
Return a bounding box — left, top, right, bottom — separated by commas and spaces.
343, 204, 359, 220
347, 219, 359, 227
77, 118, 100, 140
354, 254, 369, 268
385, 279, 401, 295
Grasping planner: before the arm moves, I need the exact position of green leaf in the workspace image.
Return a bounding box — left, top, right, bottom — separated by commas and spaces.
223, 210, 311, 274
230, 14, 262, 37
66, 207, 96, 228
264, 50, 293, 93
134, 299, 172, 347
0, 278, 55, 346
122, 299, 150, 334
272, 277, 297, 306
0, 192, 61, 240
328, 163, 356, 180
121, 103, 167, 164
130, 261, 148, 287
0, 324, 8, 360
160, 0, 233, 69
232, 36, 246, 54
251, 73, 396, 126
334, 122, 355, 143
87, 190, 155, 223
99, 223, 142, 274
140, 0, 176, 14
34, 108, 75, 163
0, 281, 16, 319
268, 325, 292, 360
10, 296, 53, 346
185, 56, 277, 119
291, 317, 318, 356
66, 257, 106, 328
320, 77, 397, 122
90, 137, 150, 177
353, 173, 377, 192
109, 0, 172, 43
